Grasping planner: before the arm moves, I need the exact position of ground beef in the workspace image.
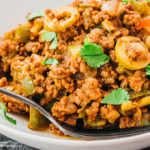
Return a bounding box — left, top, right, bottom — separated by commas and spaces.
91, 10, 102, 24
0, 39, 18, 57
100, 104, 120, 124
25, 42, 42, 53
129, 71, 147, 92
0, 0, 150, 133
71, 78, 101, 106
85, 102, 99, 123
123, 10, 141, 26
119, 108, 142, 128
88, 28, 114, 49
69, 57, 87, 74
100, 63, 118, 88
52, 96, 77, 118
0, 77, 29, 113
49, 124, 65, 136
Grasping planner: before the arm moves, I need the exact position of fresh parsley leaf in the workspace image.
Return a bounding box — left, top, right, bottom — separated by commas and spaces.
145, 65, 150, 76
42, 58, 58, 66
79, 40, 110, 68
26, 10, 46, 21
0, 102, 16, 125
122, 0, 128, 4
42, 31, 58, 50
84, 37, 90, 45
146, 0, 150, 2
101, 88, 130, 105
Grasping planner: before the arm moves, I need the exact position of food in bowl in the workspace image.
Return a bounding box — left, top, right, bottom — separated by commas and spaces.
0, 0, 150, 136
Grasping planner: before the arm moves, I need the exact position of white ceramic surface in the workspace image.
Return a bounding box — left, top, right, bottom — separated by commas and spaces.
0, 0, 150, 150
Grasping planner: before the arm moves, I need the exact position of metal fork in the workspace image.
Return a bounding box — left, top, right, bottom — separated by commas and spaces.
0, 87, 150, 140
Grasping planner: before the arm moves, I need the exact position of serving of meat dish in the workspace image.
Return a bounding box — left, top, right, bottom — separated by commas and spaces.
0, 0, 150, 136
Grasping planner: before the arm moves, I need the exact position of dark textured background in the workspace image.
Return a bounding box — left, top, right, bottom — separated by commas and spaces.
0, 134, 150, 150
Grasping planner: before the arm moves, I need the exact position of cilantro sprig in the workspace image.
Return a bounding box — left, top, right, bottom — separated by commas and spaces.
101, 88, 130, 105
42, 58, 58, 66
26, 10, 46, 21
122, 0, 128, 4
79, 37, 110, 68
42, 31, 58, 50
0, 102, 16, 125
145, 65, 150, 76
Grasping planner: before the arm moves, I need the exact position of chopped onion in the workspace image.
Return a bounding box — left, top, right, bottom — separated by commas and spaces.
22, 77, 35, 96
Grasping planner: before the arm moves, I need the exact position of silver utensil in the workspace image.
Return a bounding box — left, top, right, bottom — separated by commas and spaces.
0, 87, 150, 140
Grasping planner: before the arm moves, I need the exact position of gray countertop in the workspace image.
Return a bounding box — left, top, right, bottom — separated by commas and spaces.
0, 134, 38, 150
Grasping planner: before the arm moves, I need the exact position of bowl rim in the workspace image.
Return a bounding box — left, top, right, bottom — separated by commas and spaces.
1, 122, 150, 146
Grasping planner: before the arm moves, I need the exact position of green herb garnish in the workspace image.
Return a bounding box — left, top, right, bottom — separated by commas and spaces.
0, 102, 16, 125
101, 88, 130, 105
49, 37, 58, 49
146, 0, 150, 2
123, 0, 128, 4
145, 65, 150, 76
79, 38, 110, 68
84, 36, 90, 45
42, 58, 58, 66
26, 10, 46, 21
42, 31, 58, 50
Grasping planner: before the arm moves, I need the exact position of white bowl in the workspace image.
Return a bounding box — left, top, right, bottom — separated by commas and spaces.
0, 113, 150, 150
0, 0, 150, 149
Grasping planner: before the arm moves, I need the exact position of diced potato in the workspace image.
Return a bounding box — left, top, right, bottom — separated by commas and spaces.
69, 45, 82, 59
102, 20, 115, 32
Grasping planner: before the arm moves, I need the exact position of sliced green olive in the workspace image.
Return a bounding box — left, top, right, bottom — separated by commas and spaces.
115, 36, 150, 70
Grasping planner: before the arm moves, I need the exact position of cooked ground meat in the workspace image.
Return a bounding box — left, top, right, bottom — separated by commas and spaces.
0, 0, 150, 135
100, 105, 120, 124
123, 10, 141, 26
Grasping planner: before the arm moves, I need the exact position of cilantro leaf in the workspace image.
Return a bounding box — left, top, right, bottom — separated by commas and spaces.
50, 37, 58, 50
101, 88, 130, 105
83, 55, 110, 68
122, 0, 128, 4
145, 65, 150, 76
42, 31, 58, 50
80, 43, 103, 56
42, 31, 56, 42
84, 37, 90, 45
0, 102, 16, 125
26, 10, 46, 21
42, 58, 58, 66
79, 39, 110, 68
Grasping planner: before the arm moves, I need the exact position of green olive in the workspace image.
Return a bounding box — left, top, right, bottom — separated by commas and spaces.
115, 36, 150, 70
